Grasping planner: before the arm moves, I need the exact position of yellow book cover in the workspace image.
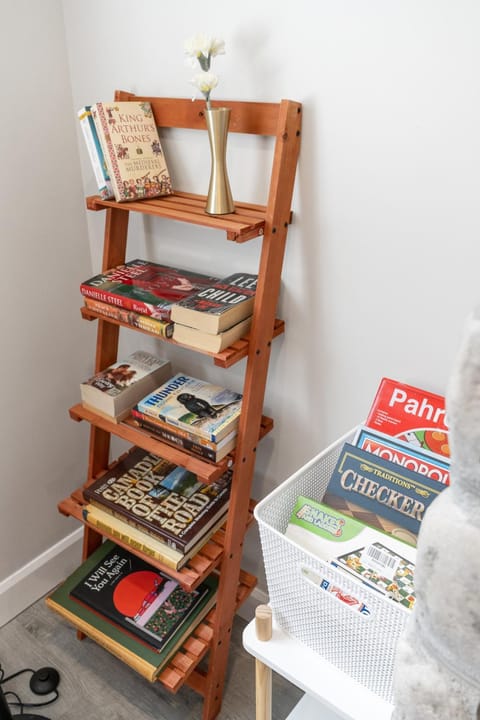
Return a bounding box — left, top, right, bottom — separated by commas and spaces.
92, 101, 173, 202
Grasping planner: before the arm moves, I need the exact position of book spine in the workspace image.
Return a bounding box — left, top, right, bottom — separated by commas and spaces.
86, 498, 189, 552
84, 298, 174, 338
78, 107, 114, 199
45, 597, 158, 681
80, 284, 170, 320
92, 103, 123, 201
131, 409, 221, 450
132, 414, 218, 462
82, 506, 178, 569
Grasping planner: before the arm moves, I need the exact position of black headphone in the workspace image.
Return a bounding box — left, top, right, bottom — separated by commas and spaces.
0, 665, 60, 712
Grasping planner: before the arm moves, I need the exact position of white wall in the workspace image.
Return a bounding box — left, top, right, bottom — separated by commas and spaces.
0, 0, 94, 621
3, 0, 480, 622
61, 0, 480, 587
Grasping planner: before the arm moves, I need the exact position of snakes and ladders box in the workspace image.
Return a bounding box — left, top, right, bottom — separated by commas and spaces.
286, 496, 417, 610
365, 377, 450, 460
322, 443, 446, 544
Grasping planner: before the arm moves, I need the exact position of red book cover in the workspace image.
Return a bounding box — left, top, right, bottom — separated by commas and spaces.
365, 377, 450, 459
80, 259, 220, 320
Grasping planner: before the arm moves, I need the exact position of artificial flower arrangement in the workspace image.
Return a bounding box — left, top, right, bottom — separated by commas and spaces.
184, 34, 225, 109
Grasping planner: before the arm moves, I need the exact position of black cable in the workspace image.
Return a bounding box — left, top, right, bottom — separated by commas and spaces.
0, 669, 35, 685
6, 691, 58, 710
3, 690, 24, 714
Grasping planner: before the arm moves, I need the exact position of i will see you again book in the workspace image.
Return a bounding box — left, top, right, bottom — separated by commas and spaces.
92, 101, 173, 203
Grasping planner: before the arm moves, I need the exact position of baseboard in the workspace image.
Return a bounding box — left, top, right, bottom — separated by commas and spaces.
0, 528, 83, 628
0, 530, 268, 629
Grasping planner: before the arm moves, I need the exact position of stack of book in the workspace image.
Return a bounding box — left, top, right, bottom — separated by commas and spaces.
46, 539, 218, 681
80, 258, 221, 338
171, 273, 257, 352
133, 373, 243, 462
285, 377, 451, 613
82, 446, 232, 570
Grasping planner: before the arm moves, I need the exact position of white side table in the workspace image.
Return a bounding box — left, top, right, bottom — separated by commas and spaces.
242, 606, 393, 720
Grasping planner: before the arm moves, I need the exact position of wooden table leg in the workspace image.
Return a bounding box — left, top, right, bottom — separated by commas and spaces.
255, 605, 273, 720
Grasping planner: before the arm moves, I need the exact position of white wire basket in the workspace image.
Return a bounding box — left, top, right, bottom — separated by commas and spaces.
255, 429, 409, 703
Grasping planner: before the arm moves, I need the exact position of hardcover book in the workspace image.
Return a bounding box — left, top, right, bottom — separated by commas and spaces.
91, 101, 173, 203
354, 426, 450, 486
82, 503, 228, 570
365, 377, 450, 460
83, 446, 231, 552
78, 106, 114, 199
136, 373, 242, 442
131, 409, 237, 462
173, 315, 252, 353
170, 273, 258, 333
286, 496, 416, 610
80, 259, 220, 321
83, 297, 174, 338
46, 540, 217, 681
80, 351, 172, 422
68, 541, 218, 652
322, 443, 446, 543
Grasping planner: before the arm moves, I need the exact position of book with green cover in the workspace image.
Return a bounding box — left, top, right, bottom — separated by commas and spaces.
46, 540, 217, 680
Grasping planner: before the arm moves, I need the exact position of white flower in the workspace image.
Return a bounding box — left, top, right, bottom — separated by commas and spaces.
184, 33, 225, 109
184, 34, 225, 70
191, 71, 218, 106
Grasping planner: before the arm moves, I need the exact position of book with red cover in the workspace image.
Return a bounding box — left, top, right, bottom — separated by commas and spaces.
80, 259, 220, 320
364, 377, 450, 460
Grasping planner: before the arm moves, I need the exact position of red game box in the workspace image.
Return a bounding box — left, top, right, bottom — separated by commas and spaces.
365, 377, 450, 460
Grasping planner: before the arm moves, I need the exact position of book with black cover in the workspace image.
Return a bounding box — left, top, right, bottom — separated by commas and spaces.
171, 272, 257, 333
83, 446, 231, 552
69, 541, 218, 652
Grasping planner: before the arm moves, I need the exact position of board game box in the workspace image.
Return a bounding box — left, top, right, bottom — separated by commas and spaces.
322, 443, 446, 543
286, 496, 416, 610
354, 426, 450, 486
365, 377, 450, 460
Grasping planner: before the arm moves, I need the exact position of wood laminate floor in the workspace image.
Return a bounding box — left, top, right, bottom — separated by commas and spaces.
0, 598, 303, 719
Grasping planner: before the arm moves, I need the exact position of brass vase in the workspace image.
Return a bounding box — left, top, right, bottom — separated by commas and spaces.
205, 107, 235, 215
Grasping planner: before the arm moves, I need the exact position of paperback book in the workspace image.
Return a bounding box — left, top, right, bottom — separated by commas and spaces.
91, 101, 173, 203
80, 259, 220, 321
286, 496, 416, 610
83, 297, 174, 338
136, 373, 242, 442
322, 443, 446, 543
131, 409, 237, 462
78, 106, 114, 200
171, 273, 258, 334
354, 426, 450, 486
80, 351, 172, 422
365, 377, 450, 460
83, 446, 231, 552
81, 503, 228, 570
173, 315, 252, 353
46, 540, 217, 681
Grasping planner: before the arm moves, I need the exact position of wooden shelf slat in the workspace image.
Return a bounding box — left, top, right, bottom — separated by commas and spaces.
81, 307, 285, 368
86, 191, 266, 243
58, 492, 256, 593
